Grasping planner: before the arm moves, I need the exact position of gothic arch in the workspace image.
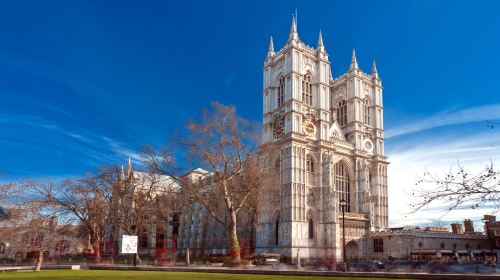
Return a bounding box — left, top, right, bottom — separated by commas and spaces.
362, 96, 371, 125
303, 70, 316, 82
277, 76, 285, 107
332, 159, 355, 212
345, 240, 359, 260
362, 94, 373, 103
306, 209, 316, 240
305, 152, 319, 171
302, 73, 314, 106
273, 210, 280, 246
335, 97, 348, 127
306, 153, 317, 186
333, 87, 347, 100
332, 158, 355, 179
273, 72, 285, 87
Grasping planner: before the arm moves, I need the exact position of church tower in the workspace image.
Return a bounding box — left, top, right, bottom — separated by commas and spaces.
256, 17, 389, 261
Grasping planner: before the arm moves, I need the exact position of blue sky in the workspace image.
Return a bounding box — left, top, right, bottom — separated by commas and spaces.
1, 0, 500, 226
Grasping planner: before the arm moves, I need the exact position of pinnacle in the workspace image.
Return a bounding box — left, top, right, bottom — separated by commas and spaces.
349, 49, 359, 70
290, 15, 297, 33
267, 36, 275, 58
288, 16, 299, 42
372, 59, 379, 79
317, 30, 324, 47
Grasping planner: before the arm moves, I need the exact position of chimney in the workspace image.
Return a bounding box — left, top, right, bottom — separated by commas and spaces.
451, 223, 464, 234
464, 219, 474, 234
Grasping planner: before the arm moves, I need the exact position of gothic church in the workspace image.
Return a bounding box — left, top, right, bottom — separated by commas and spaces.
256, 17, 389, 261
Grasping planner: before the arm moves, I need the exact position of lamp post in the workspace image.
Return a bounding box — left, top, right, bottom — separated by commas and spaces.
340, 199, 348, 271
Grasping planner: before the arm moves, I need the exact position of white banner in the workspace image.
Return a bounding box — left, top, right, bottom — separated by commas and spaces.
121, 235, 138, 254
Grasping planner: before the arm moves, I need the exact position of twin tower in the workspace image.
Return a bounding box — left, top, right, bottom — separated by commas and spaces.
256, 17, 389, 261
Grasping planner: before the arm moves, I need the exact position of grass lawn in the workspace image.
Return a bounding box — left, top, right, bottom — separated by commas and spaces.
0, 270, 409, 280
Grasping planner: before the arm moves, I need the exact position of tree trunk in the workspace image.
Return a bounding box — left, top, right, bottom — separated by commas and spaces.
228, 211, 241, 264
34, 250, 43, 272
94, 243, 101, 263
91, 236, 101, 263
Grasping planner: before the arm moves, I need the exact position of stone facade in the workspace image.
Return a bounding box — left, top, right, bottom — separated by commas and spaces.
370, 227, 496, 262
256, 17, 389, 261
176, 169, 256, 258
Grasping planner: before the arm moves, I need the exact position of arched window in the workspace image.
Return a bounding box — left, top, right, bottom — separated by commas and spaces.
306, 155, 315, 185
465, 243, 470, 250
440, 242, 445, 249
278, 77, 285, 107
452, 243, 457, 250
334, 162, 351, 212
308, 218, 314, 239
363, 97, 371, 125
306, 155, 314, 173
302, 74, 312, 106
0, 243, 6, 254
337, 99, 347, 127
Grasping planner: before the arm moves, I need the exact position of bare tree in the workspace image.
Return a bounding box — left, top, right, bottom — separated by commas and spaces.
0, 182, 16, 220
0, 182, 16, 200
109, 162, 176, 263
486, 120, 500, 130
148, 102, 275, 264
27, 167, 117, 263
410, 162, 500, 214
0, 201, 74, 271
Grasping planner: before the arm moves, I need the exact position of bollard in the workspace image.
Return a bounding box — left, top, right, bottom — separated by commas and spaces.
296, 249, 301, 269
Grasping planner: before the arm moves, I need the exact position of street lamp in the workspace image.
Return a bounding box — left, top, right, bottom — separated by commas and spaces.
339, 199, 348, 271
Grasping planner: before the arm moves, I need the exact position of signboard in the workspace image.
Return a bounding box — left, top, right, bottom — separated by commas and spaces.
121, 235, 138, 254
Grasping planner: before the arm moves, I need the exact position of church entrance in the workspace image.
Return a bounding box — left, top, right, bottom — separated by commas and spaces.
345, 240, 359, 260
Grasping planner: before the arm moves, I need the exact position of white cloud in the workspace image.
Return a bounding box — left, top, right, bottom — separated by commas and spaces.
387, 129, 500, 227
385, 104, 500, 139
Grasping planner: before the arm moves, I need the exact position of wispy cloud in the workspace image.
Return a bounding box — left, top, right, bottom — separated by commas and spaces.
0, 114, 58, 130
101, 136, 143, 164
386, 104, 500, 139
0, 112, 143, 178
387, 129, 500, 227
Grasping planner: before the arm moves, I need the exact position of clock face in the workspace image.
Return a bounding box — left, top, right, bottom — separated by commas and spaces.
302, 119, 316, 136
363, 139, 374, 153
305, 123, 315, 134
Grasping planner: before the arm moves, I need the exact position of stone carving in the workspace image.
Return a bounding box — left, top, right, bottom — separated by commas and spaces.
307, 189, 315, 207
302, 56, 315, 72
272, 113, 285, 139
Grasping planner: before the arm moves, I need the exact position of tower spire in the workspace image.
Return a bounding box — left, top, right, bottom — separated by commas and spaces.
126, 157, 132, 176
316, 30, 325, 53
288, 15, 299, 43
267, 36, 275, 58
372, 59, 379, 79
349, 48, 359, 71
119, 165, 125, 181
